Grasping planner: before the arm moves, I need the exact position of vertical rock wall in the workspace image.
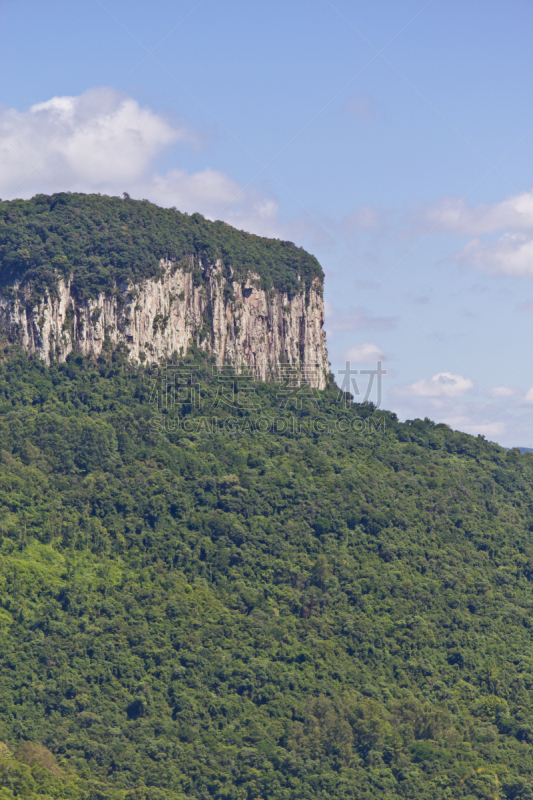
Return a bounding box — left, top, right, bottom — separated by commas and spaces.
0, 258, 329, 388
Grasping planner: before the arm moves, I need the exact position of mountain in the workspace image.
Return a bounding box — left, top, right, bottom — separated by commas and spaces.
0, 193, 328, 386
1, 196, 533, 799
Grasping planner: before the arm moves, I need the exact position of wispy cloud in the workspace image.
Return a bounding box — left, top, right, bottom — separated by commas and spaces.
395, 372, 474, 399
325, 304, 398, 332
343, 342, 386, 363
423, 190, 533, 279
342, 205, 383, 231
520, 388, 533, 405
488, 385, 516, 398
426, 191, 533, 236
442, 418, 506, 439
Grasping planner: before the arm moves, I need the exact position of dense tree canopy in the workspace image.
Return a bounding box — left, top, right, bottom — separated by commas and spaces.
0, 194, 323, 301
0, 344, 531, 798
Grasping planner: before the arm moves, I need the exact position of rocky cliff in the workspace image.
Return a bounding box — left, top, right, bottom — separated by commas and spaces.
0, 257, 329, 388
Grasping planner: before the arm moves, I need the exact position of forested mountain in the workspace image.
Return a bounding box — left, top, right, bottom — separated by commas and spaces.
0, 344, 532, 799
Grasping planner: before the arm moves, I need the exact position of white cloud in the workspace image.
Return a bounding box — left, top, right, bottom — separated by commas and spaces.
422, 190, 533, 279
133, 167, 281, 235
521, 388, 533, 405
0, 88, 285, 237
132, 168, 243, 211
343, 343, 386, 363
0, 88, 181, 193
489, 385, 516, 398
396, 372, 474, 399
426, 190, 533, 236
459, 233, 533, 278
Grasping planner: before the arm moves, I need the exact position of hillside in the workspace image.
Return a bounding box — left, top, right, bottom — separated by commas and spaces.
0, 345, 532, 798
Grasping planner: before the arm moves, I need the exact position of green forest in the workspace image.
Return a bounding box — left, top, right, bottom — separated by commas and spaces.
0, 343, 531, 799
1, 192, 533, 798
0, 194, 323, 301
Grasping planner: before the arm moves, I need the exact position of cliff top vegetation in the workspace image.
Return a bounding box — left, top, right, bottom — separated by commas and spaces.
0, 193, 324, 301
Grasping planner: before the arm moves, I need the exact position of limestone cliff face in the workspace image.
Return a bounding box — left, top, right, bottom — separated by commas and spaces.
0, 258, 329, 388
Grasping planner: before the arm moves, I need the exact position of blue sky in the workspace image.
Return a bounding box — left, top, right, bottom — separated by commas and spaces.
2, 0, 533, 446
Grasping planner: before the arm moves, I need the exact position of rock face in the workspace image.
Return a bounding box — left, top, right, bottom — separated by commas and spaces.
0, 258, 329, 388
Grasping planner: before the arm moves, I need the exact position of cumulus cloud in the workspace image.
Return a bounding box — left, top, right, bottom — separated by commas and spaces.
0, 88, 182, 194
396, 372, 474, 399
459, 233, 533, 278
0, 88, 285, 237
343, 343, 386, 363
521, 388, 533, 405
